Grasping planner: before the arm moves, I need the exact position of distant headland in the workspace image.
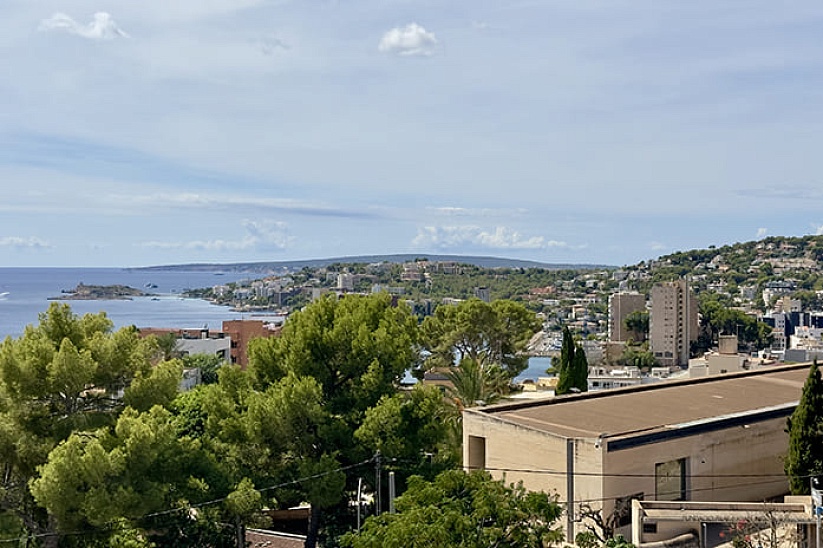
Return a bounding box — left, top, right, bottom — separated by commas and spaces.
131, 254, 615, 274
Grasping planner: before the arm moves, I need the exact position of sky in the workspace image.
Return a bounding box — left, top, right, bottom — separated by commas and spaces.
3, 1, 823, 268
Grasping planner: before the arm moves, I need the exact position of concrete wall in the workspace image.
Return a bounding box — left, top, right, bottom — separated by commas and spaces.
463, 411, 605, 540
464, 408, 792, 542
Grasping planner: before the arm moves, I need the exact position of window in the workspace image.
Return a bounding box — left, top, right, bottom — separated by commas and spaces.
655, 458, 687, 501
643, 522, 658, 534
467, 435, 486, 471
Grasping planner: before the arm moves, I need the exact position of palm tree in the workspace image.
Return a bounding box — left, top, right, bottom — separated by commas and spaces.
446, 358, 507, 410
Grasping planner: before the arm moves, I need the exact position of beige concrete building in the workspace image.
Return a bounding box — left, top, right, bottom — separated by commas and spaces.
608, 292, 647, 342
650, 280, 699, 367
463, 364, 810, 541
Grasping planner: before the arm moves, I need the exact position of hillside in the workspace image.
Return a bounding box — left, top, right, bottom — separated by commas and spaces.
134, 254, 613, 273
628, 235, 823, 302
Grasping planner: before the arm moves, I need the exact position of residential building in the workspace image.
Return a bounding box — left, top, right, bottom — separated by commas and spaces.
474, 286, 491, 303
608, 292, 646, 342
650, 280, 698, 367
222, 319, 281, 368
337, 273, 355, 291
462, 363, 810, 541
138, 327, 231, 362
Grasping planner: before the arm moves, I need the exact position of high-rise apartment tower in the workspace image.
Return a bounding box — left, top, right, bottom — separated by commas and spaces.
650, 280, 698, 367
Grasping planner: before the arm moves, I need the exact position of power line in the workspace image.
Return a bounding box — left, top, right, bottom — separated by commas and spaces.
0, 457, 375, 545
0, 459, 814, 545
463, 463, 801, 480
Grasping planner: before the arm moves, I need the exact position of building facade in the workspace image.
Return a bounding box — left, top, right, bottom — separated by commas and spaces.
462, 364, 810, 541
608, 292, 647, 342
650, 280, 698, 367
222, 319, 281, 368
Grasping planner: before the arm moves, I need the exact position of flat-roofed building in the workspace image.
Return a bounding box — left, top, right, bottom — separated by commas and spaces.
463, 363, 810, 541
222, 319, 281, 368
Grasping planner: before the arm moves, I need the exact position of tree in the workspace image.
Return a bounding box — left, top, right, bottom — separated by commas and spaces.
623, 310, 649, 342
444, 358, 507, 409
0, 303, 161, 545
554, 327, 588, 395
784, 360, 823, 494
248, 293, 420, 547
30, 406, 223, 538
340, 469, 564, 548
354, 384, 460, 482
419, 299, 540, 382
615, 344, 657, 370
181, 353, 226, 385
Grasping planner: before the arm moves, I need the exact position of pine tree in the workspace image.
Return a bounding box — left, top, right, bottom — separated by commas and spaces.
785, 360, 823, 494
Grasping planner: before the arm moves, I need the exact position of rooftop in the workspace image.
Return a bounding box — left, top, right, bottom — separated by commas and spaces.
467, 363, 810, 447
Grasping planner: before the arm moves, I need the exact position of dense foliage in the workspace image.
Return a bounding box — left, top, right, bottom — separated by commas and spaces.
340, 470, 564, 548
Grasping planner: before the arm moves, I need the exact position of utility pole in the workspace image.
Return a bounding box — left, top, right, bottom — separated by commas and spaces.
388, 471, 396, 514
375, 451, 382, 516
357, 477, 363, 531
813, 476, 822, 548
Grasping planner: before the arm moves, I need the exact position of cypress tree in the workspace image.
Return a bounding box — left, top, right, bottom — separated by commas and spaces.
785, 360, 823, 494
555, 327, 588, 395
572, 345, 589, 393
555, 327, 574, 394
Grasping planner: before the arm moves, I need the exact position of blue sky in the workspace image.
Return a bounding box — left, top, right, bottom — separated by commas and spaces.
3, 1, 823, 267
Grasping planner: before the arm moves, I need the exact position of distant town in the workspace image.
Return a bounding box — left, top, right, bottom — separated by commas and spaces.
177, 234, 823, 376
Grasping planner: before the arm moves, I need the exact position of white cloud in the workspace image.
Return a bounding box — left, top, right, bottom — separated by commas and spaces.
815, 225, 823, 236
756, 227, 768, 238
140, 220, 292, 252
413, 226, 558, 250
378, 23, 437, 56
428, 206, 528, 217
0, 236, 50, 249
649, 242, 667, 251
38, 12, 129, 40
106, 192, 355, 218
241, 220, 292, 250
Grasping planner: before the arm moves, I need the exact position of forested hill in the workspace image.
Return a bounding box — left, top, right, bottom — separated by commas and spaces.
629, 235, 823, 288
135, 254, 613, 273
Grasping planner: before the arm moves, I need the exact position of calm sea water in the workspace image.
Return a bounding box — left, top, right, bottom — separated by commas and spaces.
0, 268, 262, 340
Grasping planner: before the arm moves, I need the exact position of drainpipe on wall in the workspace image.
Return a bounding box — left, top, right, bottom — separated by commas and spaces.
567, 438, 575, 541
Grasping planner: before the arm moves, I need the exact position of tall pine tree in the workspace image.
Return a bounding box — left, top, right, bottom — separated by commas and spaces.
785, 360, 823, 494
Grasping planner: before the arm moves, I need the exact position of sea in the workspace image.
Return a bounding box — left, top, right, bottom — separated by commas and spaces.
0, 267, 263, 340
0, 267, 551, 382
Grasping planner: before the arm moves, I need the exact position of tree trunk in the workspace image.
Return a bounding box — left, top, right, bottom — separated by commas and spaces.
305, 506, 321, 548
235, 516, 245, 548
